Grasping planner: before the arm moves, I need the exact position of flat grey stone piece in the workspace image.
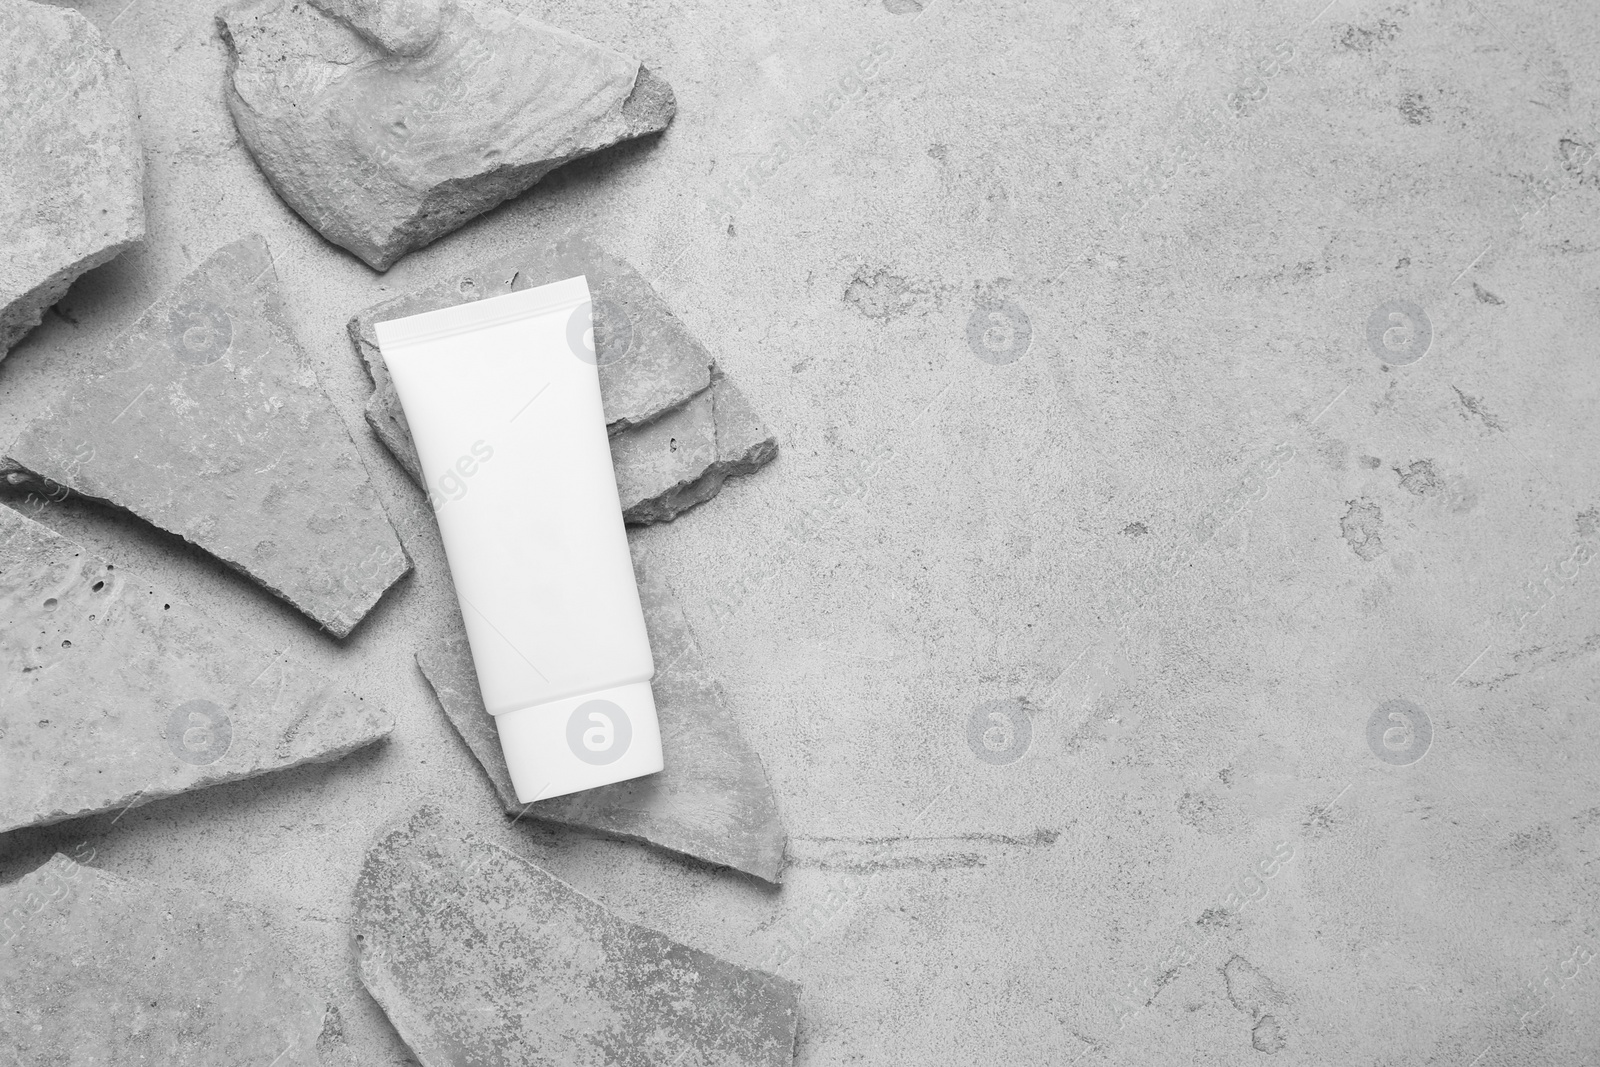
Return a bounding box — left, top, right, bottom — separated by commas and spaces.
614, 387, 719, 520
0, 0, 145, 358
616, 372, 779, 525
350, 234, 713, 462
352, 806, 800, 1067
417, 566, 787, 883
0, 855, 324, 1065
0, 506, 394, 834
3, 236, 410, 638
218, 0, 676, 270
349, 237, 776, 524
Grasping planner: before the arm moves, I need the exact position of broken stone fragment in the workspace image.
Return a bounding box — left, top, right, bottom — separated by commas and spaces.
615, 372, 779, 524
418, 566, 787, 883
348, 237, 776, 524
353, 807, 800, 1067
0, 855, 324, 1065
0, 506, 394, 834
351, 235, 712, 450
3, 236, 410, 638
0, 0, 146, 358
218, 0, 676, 270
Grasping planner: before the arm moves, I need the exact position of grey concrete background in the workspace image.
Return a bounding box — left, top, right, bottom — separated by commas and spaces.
3, 0, 1599, 1063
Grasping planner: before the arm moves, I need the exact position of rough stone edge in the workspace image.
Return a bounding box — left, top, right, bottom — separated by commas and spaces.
618, 65, 677, 138
349, 339, 767, 528
0, 236, 142, 358
0, 2, 146, 359
0, 460, 400, 642
349, 327, 715, 492
621, 373, 779, 525
0, 708, 394, 835
365, 61, 678, 271
345, 235, 714, 488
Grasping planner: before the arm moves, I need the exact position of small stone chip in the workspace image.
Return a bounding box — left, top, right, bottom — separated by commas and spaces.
219, 0, 675, 270
0, 0, 145, 358
0, 855, 324, 1065
3, 236, 410, 638
0, 506, 393, 835
353, 806, 800, 1067
418, 566, 787, 883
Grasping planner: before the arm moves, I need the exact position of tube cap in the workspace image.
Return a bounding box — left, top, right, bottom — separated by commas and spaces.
494, 680, 663, 804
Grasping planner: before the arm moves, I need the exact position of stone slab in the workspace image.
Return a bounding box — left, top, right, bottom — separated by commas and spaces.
614, 386, 719, 521
0, 854, 324, 1065
349, 237, 776, 524
352, 806, 800, 1067
0, 0, 145, 358
3, 235, 410, 638
218, 0, 675, 270
350, 234, 713, 461
417, 565, 787, 883
616, 372, 779, 525
0, 505, 393, 834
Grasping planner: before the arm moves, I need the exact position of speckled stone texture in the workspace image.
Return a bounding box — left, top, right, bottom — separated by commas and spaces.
0, 0, 145, 359
3, 235, 410, 638
0, 505, 393, 834
352, 806, 800, 1067
218, 0, 675, 270
350, 236, 775, 523
418, 565, 787, 882
0, 854, 325, 1065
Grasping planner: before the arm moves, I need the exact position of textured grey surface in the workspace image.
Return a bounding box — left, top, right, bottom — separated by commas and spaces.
0, 505, 393, 834
0, 854, 325, 1065
219, 0, 675, 270
419, 564, 788, 882
1, 0, 1599, 1064
352, 806, 800, 1067
4, 236, 410, 638
0, 0, 144, 358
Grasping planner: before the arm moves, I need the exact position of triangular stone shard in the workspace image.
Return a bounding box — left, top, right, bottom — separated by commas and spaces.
0, 505, 394, 834
418, 566, 787, 883
353, 807, 800, 1067
3, 236, 410, 637
219, 0, 675, 270
0, 0, 146, 358
1, 855, 324, 1065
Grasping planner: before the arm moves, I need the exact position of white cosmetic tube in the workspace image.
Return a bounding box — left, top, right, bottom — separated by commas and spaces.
375, 276, 662, 803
